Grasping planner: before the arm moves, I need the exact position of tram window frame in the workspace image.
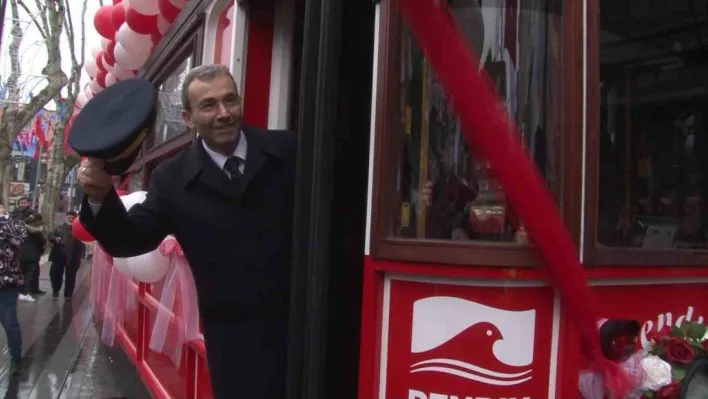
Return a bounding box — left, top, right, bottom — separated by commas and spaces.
129, 14, 205, 177
582, 0, 708, 266
369, 0, 585, 267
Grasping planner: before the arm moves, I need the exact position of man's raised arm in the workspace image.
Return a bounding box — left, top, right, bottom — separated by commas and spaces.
77, 158, 170, 258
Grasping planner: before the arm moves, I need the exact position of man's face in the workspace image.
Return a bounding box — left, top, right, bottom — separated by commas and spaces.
66, 214, 75, 224
18, 199, 28, 209
182, 74, 243, 153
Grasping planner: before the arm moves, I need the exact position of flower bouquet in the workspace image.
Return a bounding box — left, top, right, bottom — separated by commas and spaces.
640, 321, 708, 398
579, 318, 674, 399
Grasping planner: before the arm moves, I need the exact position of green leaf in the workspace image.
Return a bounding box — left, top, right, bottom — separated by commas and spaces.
672, 326, 687, 338
673, 367, 686, 381
686, 323, 707, 340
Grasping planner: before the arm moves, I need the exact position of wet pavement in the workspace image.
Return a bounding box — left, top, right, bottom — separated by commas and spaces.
0, 258, 129, 399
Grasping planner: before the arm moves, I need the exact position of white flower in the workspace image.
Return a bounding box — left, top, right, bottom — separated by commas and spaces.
640, 355, 673, 391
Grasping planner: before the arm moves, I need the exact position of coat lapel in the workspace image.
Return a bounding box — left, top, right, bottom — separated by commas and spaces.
238, 130, 267, 197
183, 139, 242, 201
181, 125, 282, 201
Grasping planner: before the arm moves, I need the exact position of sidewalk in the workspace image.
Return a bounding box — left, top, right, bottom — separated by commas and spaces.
0, 258, 129, 399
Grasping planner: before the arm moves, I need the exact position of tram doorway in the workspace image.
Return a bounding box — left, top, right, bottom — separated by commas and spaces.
287, 0, 376, 398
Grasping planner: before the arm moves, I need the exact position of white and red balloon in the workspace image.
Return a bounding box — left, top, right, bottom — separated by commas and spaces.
112, 191, 172, 283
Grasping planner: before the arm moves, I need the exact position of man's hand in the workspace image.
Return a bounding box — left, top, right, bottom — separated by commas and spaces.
421, 181, 433, 207
77, 158, 112, 203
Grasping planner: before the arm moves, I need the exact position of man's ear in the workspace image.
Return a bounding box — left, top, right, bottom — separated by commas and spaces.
182, 110, 194, 129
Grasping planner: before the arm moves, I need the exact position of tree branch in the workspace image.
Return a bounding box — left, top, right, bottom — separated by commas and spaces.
62, 0, 77, 67
6, 0, 24, 104
79, 0, 87, 67
32, 0, 49, 38
14, 0, 46, 40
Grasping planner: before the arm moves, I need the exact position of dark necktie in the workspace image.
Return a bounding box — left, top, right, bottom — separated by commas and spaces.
224, 156, 243, 179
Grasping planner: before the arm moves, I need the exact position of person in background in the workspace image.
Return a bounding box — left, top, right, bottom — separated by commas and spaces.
18, 213, 46, 303
10, 197, 33, 221
0, 204, 27, 375
11, 197, 45, 296
48, 211, 85, 300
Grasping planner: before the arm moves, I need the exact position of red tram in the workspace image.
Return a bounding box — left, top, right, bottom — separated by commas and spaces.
80, 0, 708, 397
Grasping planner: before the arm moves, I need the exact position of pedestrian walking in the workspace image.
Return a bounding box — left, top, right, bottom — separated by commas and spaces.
18, 213, 46, 303
48, 211, 85, 300
0, 204, 27, 375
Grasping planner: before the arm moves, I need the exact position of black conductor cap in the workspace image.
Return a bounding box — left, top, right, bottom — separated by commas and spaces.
68, 78, 157, 175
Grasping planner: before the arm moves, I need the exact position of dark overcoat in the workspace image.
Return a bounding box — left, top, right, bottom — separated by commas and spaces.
79, 125, 297, 399
49, 223, 85, 267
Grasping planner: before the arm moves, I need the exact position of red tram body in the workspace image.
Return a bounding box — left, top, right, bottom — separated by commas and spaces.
88, 0, 708, 397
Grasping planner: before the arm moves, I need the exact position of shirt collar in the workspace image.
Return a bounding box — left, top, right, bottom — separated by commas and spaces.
200, 132, 248, 170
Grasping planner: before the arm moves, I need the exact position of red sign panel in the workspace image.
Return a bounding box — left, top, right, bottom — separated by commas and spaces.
381, 277, 557, 399
593, 282, 708, 350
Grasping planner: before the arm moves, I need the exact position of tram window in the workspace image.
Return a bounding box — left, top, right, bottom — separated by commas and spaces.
596, 0, 708, 251
151, 55, 193, 147
389, 1, 563, 242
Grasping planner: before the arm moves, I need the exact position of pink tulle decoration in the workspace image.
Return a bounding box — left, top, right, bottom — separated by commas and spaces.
149, 236, 201, 367
90, 238, 201, 368
101, 254, 137, 346
579, 351, 649, 399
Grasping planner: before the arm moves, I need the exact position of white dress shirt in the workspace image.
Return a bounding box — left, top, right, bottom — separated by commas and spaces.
89, 132, 247, 214
201, 133, 248, 177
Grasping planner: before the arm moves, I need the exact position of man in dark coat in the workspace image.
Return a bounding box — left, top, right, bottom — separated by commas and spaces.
77, 65, 296, 399
11, 197, 44, 296
48, 211, 85, 300
18, 213, 46, 302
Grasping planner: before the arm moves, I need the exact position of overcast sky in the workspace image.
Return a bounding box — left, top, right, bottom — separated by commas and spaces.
0, 0, 103, 110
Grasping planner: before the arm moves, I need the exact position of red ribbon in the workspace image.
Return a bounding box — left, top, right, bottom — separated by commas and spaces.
395, 0, 632, 396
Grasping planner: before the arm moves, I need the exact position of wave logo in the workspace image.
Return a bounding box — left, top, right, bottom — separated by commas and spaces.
410, 296, 536, 386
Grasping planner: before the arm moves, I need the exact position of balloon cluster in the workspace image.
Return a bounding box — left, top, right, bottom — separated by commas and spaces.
76, 0, 189, 109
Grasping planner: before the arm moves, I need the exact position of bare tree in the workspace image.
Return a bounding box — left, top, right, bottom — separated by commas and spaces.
38, 0, 88, 230
0, 0, 67, 207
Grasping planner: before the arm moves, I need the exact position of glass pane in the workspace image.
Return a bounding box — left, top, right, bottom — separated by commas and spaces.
597, 0, 708, 250
152, 56, 193, 147
390, 1, 563, 242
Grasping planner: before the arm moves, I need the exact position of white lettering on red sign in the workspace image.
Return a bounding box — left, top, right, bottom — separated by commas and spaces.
408, 389, 531, 399
640, 306, 705, 348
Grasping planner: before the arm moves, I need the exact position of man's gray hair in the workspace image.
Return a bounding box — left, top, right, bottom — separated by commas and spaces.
181, 64, 238, 110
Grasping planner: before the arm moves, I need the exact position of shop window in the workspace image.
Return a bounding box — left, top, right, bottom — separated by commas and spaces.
596, 0, 708, 253
214, 0, 235, 65
151, 55, 193, 147
384, 1, 564, 244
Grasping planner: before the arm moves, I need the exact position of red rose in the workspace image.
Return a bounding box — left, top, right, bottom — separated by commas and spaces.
664, 338, 696, 364
656, 380, 681, 399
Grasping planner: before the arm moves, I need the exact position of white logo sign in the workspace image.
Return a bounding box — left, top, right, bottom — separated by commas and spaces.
410, 296, 536, 386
